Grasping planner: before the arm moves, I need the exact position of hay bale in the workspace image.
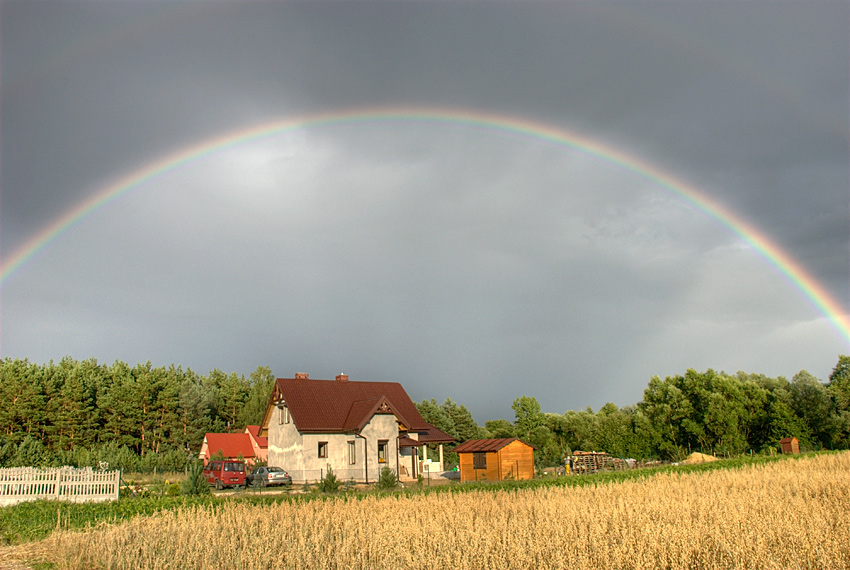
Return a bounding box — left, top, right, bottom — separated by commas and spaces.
682, 452, 718, 464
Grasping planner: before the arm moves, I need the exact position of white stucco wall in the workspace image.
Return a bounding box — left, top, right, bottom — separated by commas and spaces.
267, 406, 303, 476
267, 407, 405, 483
360, 414, 401, 482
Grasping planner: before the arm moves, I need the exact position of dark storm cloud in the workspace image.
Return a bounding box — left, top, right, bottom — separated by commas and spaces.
1, 1, 847, 421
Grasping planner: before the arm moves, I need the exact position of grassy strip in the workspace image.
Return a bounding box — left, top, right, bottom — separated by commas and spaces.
0, 494, 304, 545
409, 450, 816, 497
0, 451, 831, 545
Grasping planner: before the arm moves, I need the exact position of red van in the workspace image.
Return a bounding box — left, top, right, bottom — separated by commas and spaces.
203, 460, 247, 489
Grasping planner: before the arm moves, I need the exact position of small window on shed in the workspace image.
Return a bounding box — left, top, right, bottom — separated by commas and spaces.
473, 452, 487, 469
318, 442, 328, 458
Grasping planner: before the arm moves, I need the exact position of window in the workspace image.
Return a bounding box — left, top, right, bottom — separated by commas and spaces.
377, 440, 388, 463
473, 452, 487, 470
318, 442, 328, 458
279, 406, 291, 425
348, 441, 356, 465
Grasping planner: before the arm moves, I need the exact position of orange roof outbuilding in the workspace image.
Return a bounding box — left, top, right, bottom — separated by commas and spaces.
200, 433, 257, 463
454, 438, 535, 482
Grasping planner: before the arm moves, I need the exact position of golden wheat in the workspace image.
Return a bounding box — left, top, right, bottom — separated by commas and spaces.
43, 453, 850, 569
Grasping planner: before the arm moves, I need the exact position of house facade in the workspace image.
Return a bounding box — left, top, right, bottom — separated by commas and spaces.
260, 373, 453, 483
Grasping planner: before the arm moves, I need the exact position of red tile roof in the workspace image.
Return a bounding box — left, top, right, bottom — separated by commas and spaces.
453, 438, 531, 453
266, 376, 450, 440
245, 426, 268, 448
203, 433, 257, 459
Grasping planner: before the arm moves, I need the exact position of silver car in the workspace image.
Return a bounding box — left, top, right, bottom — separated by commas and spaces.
246, 466, 293, 487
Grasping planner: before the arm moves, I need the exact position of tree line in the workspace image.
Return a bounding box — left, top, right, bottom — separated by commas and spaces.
0, 357, 274, 471
1, 355, 849, 471
422, 357, 850, 467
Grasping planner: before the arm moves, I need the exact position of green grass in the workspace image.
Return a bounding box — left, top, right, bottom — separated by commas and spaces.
0, 451, 838, 545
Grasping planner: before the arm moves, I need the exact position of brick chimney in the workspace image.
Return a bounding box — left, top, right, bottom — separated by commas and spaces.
335, 373, 349, 382
294, 372, 309, 380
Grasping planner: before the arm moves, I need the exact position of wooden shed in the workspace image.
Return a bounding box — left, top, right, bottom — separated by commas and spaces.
453, 438, 535, 482
779, 437, 800, 454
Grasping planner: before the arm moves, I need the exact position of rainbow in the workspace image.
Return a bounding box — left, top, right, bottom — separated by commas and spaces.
2, 106, 848, 344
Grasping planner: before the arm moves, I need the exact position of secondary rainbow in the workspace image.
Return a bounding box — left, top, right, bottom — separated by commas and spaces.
2, 106, 848, 344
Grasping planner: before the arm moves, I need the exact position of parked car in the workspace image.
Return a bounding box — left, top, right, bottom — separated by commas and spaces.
203, 460, 247, 490
246, 466, 292, 487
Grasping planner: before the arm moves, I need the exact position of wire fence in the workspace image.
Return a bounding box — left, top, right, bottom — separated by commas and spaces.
294, 465, 402, 484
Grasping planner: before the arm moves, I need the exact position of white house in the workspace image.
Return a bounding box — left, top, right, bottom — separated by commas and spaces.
259, 373, 453, 483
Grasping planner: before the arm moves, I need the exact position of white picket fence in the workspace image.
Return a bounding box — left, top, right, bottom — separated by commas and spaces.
0, 467, 120, 506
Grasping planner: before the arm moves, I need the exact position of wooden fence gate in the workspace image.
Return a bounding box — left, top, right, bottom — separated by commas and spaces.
0, 467, 120, 506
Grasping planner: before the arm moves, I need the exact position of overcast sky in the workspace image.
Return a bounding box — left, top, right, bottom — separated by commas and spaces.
1, 1, 848, 423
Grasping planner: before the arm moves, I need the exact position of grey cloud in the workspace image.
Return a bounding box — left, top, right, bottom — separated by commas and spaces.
2, 0, 847, 421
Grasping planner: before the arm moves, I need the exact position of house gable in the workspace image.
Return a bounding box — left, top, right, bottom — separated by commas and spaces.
244, 426, 268, 461
342, 396, 413, 433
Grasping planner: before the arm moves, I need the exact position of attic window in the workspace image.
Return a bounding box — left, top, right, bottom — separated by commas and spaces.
278, 407, 291, 425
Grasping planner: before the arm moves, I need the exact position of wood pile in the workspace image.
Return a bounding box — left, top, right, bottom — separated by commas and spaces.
570, 451, 612, 474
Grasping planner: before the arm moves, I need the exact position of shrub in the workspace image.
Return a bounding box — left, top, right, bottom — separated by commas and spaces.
181, 461, 211, 496
318, 466, 341, 494
376, 466, 398, 490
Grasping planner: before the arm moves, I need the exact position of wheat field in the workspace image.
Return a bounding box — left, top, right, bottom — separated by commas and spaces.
40, 453, 850, 569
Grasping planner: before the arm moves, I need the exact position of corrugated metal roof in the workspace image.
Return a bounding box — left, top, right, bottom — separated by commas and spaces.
271, 376, 435, 434
453, 438, 528, 453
